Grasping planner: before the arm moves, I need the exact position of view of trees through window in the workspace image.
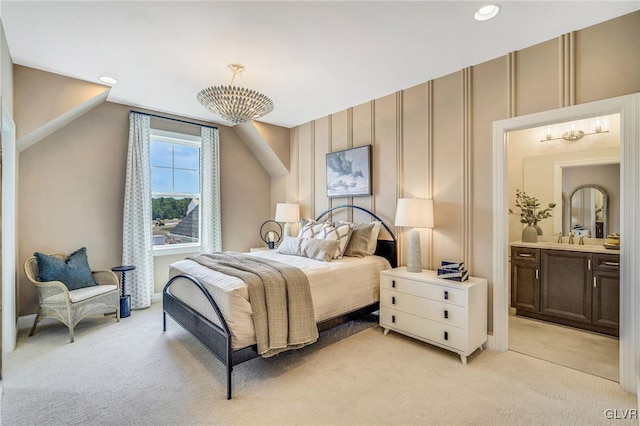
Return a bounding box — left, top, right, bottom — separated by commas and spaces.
153, 197, 191, 220
150, 132, 201, 247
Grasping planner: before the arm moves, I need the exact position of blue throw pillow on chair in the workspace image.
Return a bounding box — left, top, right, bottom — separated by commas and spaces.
35, 247, 98, 291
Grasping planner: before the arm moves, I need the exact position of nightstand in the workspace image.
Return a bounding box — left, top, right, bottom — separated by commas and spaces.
380, 267, 487, 364
249, 247, 271, 253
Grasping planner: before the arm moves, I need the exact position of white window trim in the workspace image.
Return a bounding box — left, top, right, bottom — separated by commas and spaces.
150, 129, 203, 255
152, 243, 201, 257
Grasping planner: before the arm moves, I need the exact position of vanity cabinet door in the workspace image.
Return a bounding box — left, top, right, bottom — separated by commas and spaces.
540, 250, 592, 324
510, 247, 540, 312
592, 254, 620, 335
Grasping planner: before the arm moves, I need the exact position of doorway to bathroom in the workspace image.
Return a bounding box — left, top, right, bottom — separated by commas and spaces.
506, 114, 620, 381
491, 93, 640, 393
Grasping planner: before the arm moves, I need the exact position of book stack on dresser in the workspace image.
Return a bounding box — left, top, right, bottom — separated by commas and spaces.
437, 260, 469, 282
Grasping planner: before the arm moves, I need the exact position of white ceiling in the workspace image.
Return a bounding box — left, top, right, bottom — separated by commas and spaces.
1, 1, 638, 128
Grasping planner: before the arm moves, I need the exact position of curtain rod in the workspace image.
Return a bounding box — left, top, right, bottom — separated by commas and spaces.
130, 110, 218, 130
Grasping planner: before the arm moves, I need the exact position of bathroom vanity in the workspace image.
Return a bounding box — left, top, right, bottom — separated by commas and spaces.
510, 242, 619, 337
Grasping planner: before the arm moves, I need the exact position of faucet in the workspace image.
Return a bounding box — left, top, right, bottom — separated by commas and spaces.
556, 233, 563, 243
568, 231, 574, 245
579, 236, 585, 245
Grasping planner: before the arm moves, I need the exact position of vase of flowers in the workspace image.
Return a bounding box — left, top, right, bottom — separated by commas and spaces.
510, 189, 556, 243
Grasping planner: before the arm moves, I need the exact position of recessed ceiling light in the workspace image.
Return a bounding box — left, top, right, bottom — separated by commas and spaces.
474, 4, 501, 21
99, 76, 118, 85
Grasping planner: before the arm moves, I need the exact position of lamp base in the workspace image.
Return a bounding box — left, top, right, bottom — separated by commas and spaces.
283, 222, 292, 238
406, 229, 422, 272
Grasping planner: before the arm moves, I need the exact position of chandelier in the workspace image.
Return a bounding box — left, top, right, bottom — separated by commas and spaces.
197, 64, 274, 124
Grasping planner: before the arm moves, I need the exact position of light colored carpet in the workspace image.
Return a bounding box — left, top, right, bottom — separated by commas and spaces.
509, 309, 619, 382
2, 297, 635, 425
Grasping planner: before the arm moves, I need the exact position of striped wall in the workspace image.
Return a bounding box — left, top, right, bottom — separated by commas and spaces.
273, 11, 640, 330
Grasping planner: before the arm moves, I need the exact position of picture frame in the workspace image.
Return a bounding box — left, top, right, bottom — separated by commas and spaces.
326, 145, 372, 198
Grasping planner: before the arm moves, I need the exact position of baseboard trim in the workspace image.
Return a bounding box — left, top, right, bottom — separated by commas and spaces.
485, 334, 497, 351
17, 314, 35, 331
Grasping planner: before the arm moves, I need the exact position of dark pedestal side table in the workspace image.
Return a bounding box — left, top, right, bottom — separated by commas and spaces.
111, 265, 136, 318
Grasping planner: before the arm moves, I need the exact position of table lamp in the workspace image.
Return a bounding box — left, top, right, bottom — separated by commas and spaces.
275, 202, 300, 238
395, 198, 434, 272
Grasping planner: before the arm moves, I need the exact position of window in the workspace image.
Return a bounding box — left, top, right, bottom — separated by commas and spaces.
150, 129, 201, 251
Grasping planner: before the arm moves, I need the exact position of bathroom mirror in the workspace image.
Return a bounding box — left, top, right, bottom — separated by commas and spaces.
568, 184, 608, 238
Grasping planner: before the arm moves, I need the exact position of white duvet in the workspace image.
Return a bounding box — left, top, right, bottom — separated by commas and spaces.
167, 251, 390, 350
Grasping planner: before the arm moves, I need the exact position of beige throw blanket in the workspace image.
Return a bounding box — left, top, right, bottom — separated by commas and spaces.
188, 252, 319, 357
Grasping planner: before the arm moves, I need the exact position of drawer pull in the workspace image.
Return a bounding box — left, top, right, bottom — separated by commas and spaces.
444, 331, 449, 341
594, 277, 597, 289
443, 310, 449, 319
391, 280, 396, 288
392, 315, 396, 324
518, 253, 533, 258
444, 291, 449, 300
604, 261, 620, 266
392, 296, 396, 305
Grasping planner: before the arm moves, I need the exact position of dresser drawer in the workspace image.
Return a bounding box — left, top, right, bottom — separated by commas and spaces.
380, 289, 466, 328
380, 275, 466, 307
380, 308, 465, 351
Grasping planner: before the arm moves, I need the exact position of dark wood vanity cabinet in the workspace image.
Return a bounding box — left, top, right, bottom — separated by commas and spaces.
592, 254, 620, 334
510, 246, 619, 337
540, 250, 592, 325
510, 247, 540, 313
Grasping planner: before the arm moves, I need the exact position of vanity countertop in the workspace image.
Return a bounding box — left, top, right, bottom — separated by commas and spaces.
510, 241, 618, 254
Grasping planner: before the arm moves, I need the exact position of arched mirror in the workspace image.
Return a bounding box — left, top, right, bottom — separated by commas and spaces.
569, 184, 608, 238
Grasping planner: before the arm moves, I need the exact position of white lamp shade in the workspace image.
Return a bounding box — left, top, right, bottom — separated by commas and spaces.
275, 203, 300, 224
394, 198, 434, 228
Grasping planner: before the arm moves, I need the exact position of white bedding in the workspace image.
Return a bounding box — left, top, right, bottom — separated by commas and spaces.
168, 251, 390, 350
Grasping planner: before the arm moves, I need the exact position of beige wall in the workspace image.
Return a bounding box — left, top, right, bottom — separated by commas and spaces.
13, 65, 108, 143
17, 98, 271, 315
284, 11, 640, 332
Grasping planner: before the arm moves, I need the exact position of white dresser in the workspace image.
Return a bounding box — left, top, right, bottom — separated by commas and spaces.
380, 267, 488, 364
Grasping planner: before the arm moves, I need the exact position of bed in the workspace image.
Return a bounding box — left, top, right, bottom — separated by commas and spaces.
162, 205, 397, 399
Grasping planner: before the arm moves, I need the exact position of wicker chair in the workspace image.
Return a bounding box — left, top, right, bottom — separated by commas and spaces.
24, 254, 120, 343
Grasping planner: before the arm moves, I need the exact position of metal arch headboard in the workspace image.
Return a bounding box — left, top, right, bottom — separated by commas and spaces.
315, 204, 397, 267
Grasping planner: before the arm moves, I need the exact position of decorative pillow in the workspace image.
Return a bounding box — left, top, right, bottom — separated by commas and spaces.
276, 237, 339, 262
300, 238, 340, 262
317, 222, 354, 258
367, 221, 382, 255
343, 222, 376, 257
35, 247, 98, 291
276, 236, 303, 255
298, 219, 329, 239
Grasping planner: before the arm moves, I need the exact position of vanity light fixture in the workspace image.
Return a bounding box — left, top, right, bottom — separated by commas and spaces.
474, 4, 501, 21
540, 121, 609, 143
99, 76, 118, 85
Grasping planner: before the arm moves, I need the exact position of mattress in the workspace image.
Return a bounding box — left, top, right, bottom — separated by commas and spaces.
167, 251, 391, 350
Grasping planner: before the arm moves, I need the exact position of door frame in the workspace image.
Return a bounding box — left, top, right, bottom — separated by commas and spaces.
2, 100, 17, 353
492, 93, 639, 393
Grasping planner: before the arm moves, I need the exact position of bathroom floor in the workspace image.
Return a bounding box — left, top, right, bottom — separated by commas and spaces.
508, 308, 619, 382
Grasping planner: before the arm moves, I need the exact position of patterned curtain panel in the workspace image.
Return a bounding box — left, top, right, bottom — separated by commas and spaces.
200, 127, 222, 253
122, 112, 154, 309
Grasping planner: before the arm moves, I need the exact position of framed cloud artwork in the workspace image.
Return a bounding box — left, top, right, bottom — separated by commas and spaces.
326, 145, 372, 197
